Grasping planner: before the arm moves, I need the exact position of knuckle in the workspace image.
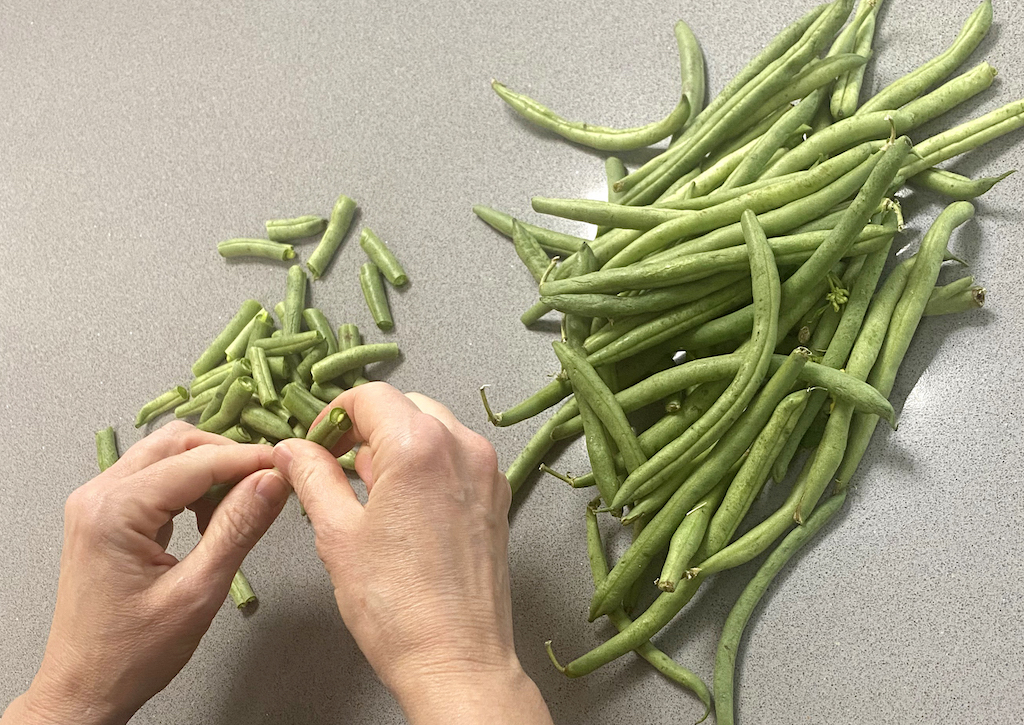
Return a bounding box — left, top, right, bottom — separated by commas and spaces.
217, 503, 262, 551
464, 433, 500, 473
396, 414, 454, 464
159, 420, 195, 438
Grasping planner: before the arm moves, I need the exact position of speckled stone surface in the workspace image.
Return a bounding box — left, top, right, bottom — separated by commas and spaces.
1, 1, 1023, 723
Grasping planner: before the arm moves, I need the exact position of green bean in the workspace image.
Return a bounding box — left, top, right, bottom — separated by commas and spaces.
586, 285, 754, 367
713, 491, 846, 725
605, 210, 780, 515
542, 272, 747, 318
617, 1, 840, 194
360, 262, 395, 331
251, 330, 323, 357
674, 19, 705, 133
533, 139, 872, 239
835, 202, 976, 491
224, 311, 262, 361
605, 158, 629, 206
676, 139, 909, 353
248, 346, 279, 407
576, 394, 622, 508
552, 341, 646, 472
909, 167, 1015, 200
563, 244, 599, 351
175, 387, 217, 419
307, 194, 357, 280
615, 2, 854, 206
511, 220, 551, 283
480, 375, 571, 427
858, 0, 992, 115
292, 420, 309, 439
705, 390, 811, 556
306, 407, 352, 449
221, 425, 253, 443
294, 343, 328, 386
724, 91, 824, 191
579, 504, 712, 717
338, 447, 358, 470
190, 361, 231, 395
901, 97, 1024, 171
283, 264, 307, 335
135, 385, 189, 428
472, 205, 586, 255
311, 381, 346, 402
283, 382, 329, 428
191, 299, 262, 377
244, 310, 276, 358
238, 402, 293, 441
657, 478, 729, 593
302, 308, 339, 355
267, 355, 290, 383
229, 570, 258, 609
540, 223, 892, 296
767, 63, 997, 178
772, 245, 889, 482
265, 215, 327, 242
490, 77, 690, 152
924, 277, 985, 316
95, 427, 119, 472
830, 2, 879, 119
588, 348, 809, 636
217, 238, 295, 261
312, 343, 400, 384
520, 299, 553, 327
360, 227, 408, 286
337, 323, 366, 388
196, 377, 256, 434
506, 401, 579, 494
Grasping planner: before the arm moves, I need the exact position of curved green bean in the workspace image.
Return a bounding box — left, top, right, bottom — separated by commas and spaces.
909, 167, 1015, 200
311, 343, 400, 384
135, 385, 189, 428
858, 0, 992, 115
490, 79, 690, 152
307, 194, 357, 280
266, 215, 327, 242
674, 20, 705, 132
472, 205, 586, 255
713, 491, 846, 725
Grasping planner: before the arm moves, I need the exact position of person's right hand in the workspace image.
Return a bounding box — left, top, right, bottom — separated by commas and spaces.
272, 383, 552, 725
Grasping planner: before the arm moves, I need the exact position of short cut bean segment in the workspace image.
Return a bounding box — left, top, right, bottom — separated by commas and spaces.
360, 262, 395, 331
265, 215, 328, 242
95, 427, 119, 472
311, 343, 401, 384
191, 299, 262, 377
306, 407, 352, 449
135, 386, 189, 428
217, 238, 296, 261
307, 194, 357, 280
360, 227, 408, 286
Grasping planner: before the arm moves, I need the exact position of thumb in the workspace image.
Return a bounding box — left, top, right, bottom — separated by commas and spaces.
176, 468, 290, 590
272, 439, 363, 525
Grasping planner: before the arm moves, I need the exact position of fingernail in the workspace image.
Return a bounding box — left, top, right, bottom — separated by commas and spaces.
255, 469, 289, 508
273, 440, 294, 476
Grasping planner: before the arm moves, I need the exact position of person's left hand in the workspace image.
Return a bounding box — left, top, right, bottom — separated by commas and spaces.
2, 421, 289, 725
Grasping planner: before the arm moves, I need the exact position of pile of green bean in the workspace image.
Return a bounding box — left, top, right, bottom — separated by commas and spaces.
98, 201, 408, 610
476, 0, 1011, 721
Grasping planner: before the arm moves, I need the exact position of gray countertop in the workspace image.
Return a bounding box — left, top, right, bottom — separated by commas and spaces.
2, 1, 1023, 723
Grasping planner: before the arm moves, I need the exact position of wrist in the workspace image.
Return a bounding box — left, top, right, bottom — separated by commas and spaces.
9, 672, 126, 725
389, 655, 551, 725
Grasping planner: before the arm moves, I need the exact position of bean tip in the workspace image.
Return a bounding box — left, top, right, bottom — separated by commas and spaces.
479, 385, 503, 426
544, 640, 567, 675
656, 578, 676, 593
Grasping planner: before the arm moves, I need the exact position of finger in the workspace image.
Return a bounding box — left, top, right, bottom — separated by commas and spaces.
120, 443, 275, 538
403, 393, 464, 434
169, 468, 290, 594
273, 439, 363, 525
110, 420, 237, 479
